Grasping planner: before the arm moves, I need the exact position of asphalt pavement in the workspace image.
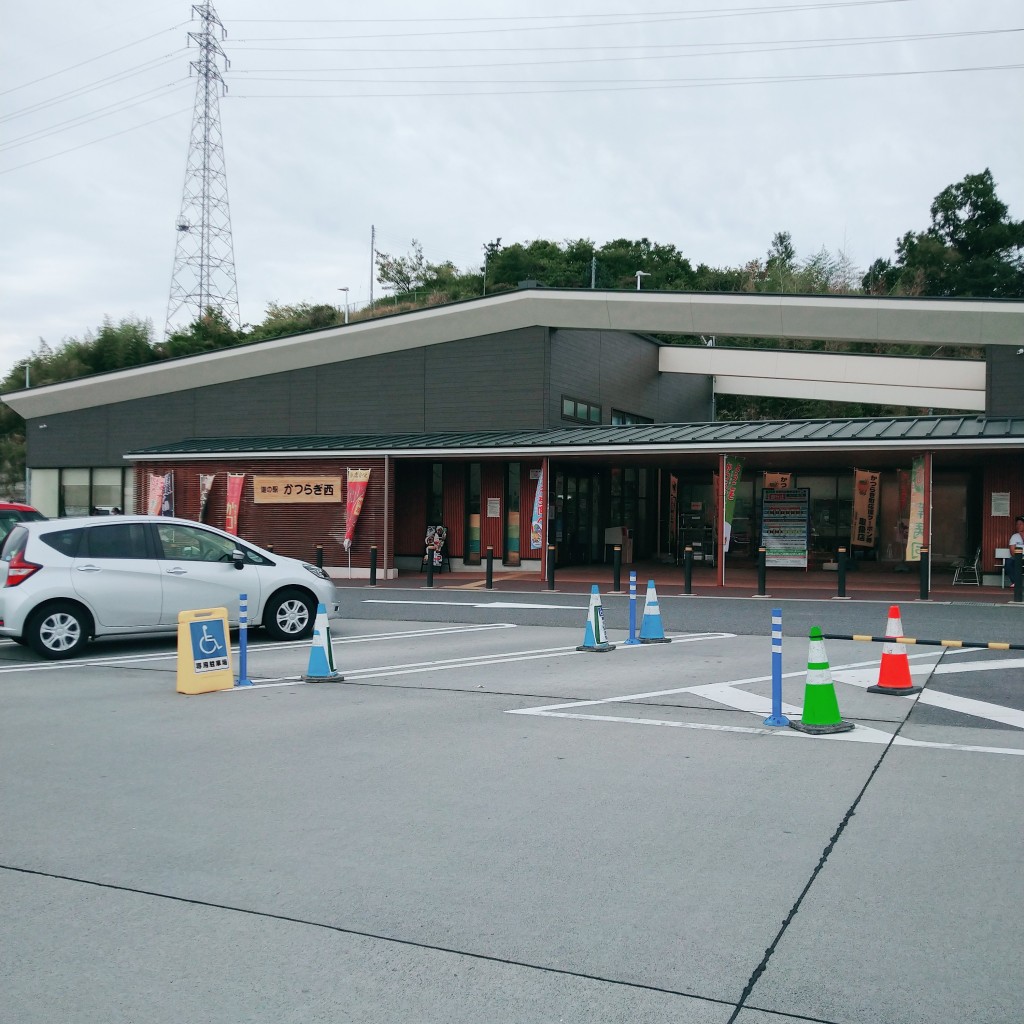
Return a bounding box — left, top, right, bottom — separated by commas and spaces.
1, 590, 1022, 1023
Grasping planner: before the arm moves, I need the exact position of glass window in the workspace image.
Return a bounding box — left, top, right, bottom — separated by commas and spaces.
40, 528, 85, 557
157, 523, 238, 562
60, 469, 90, 517
92, 468, 124, 512
84, 523, 150, 559
560, 395, 602, 425
562, 398, 575, 418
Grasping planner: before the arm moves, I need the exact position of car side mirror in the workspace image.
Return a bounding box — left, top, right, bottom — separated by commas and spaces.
231, 549, 246, 570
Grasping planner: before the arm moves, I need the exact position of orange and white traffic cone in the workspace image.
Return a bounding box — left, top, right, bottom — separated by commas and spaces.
867, 604, 921, 696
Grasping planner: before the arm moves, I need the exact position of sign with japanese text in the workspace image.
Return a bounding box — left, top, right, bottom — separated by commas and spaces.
851, 469, 880, 548
253, 477, 342, 504
905, 457, 926, 562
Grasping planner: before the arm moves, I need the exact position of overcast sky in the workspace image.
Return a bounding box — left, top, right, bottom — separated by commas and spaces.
1, 0, 1021, 373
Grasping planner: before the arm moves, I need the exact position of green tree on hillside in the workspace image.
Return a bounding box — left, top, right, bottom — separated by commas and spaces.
863, 169, 1024, 297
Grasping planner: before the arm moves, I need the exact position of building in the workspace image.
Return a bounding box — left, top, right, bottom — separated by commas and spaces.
4, 287, 1023, 585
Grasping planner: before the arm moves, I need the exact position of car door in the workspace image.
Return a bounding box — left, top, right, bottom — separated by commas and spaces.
154, 522, 260, 626
71, 522, 162, 627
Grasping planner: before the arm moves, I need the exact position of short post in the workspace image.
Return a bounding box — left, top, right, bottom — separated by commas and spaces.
315, 543, 323, 569
612, 545, 622, 592
624, 570, 640, 645
236, 592, 253, 687
837, 546, 847, 599
683, 546, 693, 595
1014, 553, 1023, 603
763, 607, 789, 726
426, 555, 434, 588
369, 545, 377, 586
756, 546, 767, 597
919, 545, 930, 600
266, 542, 274, 553
547, 544, 556, 590
485, 546, 494, 589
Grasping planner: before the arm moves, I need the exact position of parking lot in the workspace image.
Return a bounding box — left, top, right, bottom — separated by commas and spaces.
2, 589, 1023, 1023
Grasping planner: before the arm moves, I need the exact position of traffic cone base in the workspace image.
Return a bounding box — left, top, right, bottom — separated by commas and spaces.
638, 580, 671, 644
577, 585, 615, 653
790, 627, 854, 735
870, 604, 920, 695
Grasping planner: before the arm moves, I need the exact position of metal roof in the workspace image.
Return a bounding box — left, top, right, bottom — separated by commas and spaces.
126, 415, 1024, 460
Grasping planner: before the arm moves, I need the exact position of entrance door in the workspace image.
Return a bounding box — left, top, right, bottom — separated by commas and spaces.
555, 470, 601, 565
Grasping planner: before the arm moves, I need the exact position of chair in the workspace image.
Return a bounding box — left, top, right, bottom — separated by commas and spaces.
952, 547, 981, 586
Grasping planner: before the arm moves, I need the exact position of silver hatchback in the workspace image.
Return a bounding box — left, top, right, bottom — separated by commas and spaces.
0, 515, 340, 659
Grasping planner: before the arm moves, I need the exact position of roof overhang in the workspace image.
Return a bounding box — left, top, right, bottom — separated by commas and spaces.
5, 289, 1022, 418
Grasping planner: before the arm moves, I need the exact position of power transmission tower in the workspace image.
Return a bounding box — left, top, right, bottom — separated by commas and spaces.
165, 3, 239, 337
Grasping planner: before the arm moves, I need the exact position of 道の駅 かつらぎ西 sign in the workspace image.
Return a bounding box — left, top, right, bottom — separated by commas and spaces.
253, 477, 342, 503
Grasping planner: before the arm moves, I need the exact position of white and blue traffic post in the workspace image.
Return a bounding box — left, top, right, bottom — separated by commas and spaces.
236, 592, 253, 687
623, 570, 641, 645
763, 606, 789, 726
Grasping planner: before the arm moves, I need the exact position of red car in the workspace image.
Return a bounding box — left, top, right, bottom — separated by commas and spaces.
0, 502, 46, 545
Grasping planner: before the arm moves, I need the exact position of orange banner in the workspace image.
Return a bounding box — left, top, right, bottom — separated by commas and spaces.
225, 474, 244, 536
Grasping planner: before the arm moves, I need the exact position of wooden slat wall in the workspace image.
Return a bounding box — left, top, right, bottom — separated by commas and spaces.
479, 462, 505, 558
134, 458, 389, 568
395, 462, 429, 555
982, 462, 1024, 571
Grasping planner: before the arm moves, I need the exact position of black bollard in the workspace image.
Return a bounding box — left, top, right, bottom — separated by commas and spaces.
1014, 552, 1022, 603
837, 546, 847, 598
315, 543, 323, 569
266, 542, 274, 554
684, 546, 693, 595
547, 544, 556, 590
486, 546, 494, 589
613, 545, 622, 592
757, 546, 767, 596
919, 546, 930, 600
369, 545, 377, 587
426, 555, 434, 588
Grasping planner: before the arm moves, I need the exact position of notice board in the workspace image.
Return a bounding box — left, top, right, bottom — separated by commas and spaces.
761, 488, 810, 568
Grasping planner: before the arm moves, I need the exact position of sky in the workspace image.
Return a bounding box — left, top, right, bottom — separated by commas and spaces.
1, 0, 1022, 374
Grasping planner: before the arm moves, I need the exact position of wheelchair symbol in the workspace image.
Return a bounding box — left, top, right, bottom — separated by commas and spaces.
198, 624, 224, 655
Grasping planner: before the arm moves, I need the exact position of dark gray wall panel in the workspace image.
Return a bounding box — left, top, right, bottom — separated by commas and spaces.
986, 346, 1024, 417
315, 348, 427, 434
548, 330, 711, 425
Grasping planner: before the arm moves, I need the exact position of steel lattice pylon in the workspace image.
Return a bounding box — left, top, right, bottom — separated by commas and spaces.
165, 2, 239, 337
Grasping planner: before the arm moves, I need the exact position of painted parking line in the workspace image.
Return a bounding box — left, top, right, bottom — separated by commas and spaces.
509, 651, 1024, 757
228, 632, 734, 689
364, 599, 589, 610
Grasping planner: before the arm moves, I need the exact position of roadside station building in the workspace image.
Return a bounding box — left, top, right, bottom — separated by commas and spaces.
4, 287, 1023, 586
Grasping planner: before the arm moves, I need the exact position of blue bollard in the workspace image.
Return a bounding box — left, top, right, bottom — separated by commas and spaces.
235, 592, 253, 687
623, 571, 641, 645
763, 606, 789, 726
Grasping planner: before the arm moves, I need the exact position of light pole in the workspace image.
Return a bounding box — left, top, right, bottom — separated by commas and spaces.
337, 287, 349, 324
635, 271, 651, 290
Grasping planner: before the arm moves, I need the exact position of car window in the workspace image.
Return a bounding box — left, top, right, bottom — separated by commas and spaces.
156, 523, 238, 562
83, 523, 150, 559
39, 527, 85, 557
0, 513, 19, 544
2, 525, 29, 560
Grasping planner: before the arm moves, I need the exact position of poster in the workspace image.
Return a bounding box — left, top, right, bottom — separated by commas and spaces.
198, 473, 216, 522
224, 473, 244, 535
764, 472, 792, 489
530, 465, 545, 549
722, 457, 743, 553
851, 469, 880, 547
761, 488, 810, 567
905, 456, 926, 561
344, 468, 371, 550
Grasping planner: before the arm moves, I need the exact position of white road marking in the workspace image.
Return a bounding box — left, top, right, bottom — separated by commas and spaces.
364, 599, 588, 610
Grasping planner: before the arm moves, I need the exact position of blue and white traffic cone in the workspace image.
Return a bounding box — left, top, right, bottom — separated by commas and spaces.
303, 603, 343, 682
576, 585, 615, 653
638, 580, 671, 643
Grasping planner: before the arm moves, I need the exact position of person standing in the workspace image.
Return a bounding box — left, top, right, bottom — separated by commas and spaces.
1007, 514, 1024, 588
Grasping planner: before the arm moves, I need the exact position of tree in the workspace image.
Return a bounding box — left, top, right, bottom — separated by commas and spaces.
863, 169, 1024, 297
247, 302, 343, 341
375, 239, 427, 296
162, 307, 243, 358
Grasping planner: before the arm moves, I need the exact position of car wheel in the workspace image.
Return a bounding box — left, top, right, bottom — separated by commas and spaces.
263, 588, 316, 641
25, 601, 90, 659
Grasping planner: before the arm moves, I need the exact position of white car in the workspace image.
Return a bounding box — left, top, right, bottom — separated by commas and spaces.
0, 515, 340, 659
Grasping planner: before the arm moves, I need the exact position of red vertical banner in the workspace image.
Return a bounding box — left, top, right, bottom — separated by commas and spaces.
225, 474, 244, 535
344, 468, 371, 550
146, 473, 165, 515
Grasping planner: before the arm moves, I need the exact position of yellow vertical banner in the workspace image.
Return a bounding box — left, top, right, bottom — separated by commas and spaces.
851, 469, 880, 548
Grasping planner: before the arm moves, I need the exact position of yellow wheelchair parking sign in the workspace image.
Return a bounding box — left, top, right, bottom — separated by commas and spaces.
177, 607, 235, 694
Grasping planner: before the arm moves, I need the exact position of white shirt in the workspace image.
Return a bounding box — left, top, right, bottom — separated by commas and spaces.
1009, 530, 1024, 557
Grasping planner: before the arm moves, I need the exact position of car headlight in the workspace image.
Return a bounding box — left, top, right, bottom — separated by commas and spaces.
302, 562, 331, 581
